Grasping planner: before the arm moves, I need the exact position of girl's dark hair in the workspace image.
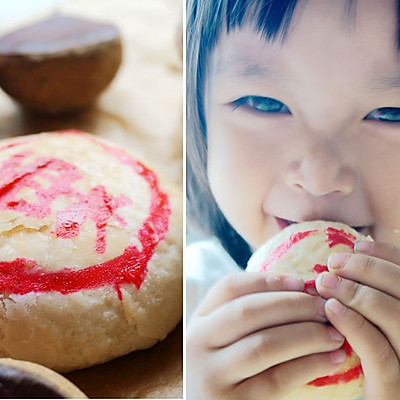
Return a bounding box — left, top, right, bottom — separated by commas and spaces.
186, 0, 299, 269
186, 0, 400, 269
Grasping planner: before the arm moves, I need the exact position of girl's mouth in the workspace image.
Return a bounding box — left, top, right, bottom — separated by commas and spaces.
275, 217, 368, 234
275, 217, 296, 230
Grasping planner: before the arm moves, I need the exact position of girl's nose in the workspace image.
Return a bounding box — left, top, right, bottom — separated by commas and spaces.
285, 142, 356, 197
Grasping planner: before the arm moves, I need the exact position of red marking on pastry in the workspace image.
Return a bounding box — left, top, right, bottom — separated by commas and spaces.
260, 230, 317, 271
303, 279, 317, 295
0, 152, 131, 254
54, 185, 131, 254
0, 137, 36, 152
304, 266, 328, 294
0, 131, 170, 298
303, 263, 362, 386
312, 264, 328, 273
342, 339, 353, 357
325, 227, 356, 248
303, 264, 362, 386
303, 278, 362, 386
309, 363, 363, 386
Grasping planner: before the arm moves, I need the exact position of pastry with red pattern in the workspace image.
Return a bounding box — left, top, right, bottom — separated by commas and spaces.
247, 220, 372, 400
0, 130, 182, 372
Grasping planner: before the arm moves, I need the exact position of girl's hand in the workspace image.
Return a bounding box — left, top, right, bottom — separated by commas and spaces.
187, 272, 347, 400
316, 241, 400, 400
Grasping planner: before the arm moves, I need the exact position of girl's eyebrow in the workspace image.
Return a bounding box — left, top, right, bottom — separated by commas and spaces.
368, 75, 400, 91
215, 58, 281, 81
239, 63, 280, 80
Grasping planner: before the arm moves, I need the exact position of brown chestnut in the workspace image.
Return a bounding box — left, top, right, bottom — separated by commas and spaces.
0, 358, 87, 398
0, 15, 122, 115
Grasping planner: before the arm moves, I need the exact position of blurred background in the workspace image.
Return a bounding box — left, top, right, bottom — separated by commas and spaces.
0, 0, 183, 185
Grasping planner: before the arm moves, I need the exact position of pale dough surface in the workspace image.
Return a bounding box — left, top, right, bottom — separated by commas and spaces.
0, 132, 183, 374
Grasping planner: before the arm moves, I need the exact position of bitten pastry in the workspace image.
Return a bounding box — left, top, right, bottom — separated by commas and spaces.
0, 130, 182, 372
247, 220, 372, 400
0, 358, 86, 398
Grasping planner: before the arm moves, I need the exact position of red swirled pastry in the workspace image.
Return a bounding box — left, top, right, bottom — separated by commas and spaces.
0, 130, 182, 372
247, 220, 372, 400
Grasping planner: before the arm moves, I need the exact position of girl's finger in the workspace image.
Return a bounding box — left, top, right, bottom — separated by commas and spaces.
202, 291, 327, 347
355, 240, 400, 266
213, 321, 345, 384
317, 273, 400, 357
325, 299, 400, 390
232, 351, 347, 400
327, 252, 400, 299
195, 272, 304, 316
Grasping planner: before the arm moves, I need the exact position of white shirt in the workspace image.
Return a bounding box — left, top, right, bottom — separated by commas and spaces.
185, 236, 242, 321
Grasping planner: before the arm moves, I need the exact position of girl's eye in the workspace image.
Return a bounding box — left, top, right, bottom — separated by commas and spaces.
231, 96, 291, 114
364, 107, 400, 123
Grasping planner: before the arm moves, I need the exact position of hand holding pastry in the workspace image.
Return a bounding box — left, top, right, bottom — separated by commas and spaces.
187, 270, 345, 400
317, 240, 400, 399
246, 220, 373, 399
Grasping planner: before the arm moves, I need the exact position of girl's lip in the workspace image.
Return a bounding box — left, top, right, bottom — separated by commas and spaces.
274, 216, 369, 234
275, 217, 297, 230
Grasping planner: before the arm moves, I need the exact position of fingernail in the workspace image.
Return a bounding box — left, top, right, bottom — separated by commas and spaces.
283, 276, 304, 291
330, 349, 347, 364
328, 253, 349, 270
328, 326, 345, 342
326, 298, 347, 316
315, 297, 327, 317
320, 272, 340, 288
354, 241, 373, 254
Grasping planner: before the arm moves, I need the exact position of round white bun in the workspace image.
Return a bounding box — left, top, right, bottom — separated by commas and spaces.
247, 220, 372, 400
0, 131, 182, 372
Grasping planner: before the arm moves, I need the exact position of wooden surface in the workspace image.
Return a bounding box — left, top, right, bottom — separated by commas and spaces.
0, 1, 183, 398
65, 323, 183, 399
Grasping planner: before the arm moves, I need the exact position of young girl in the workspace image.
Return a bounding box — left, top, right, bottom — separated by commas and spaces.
186, 0, 400, 399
